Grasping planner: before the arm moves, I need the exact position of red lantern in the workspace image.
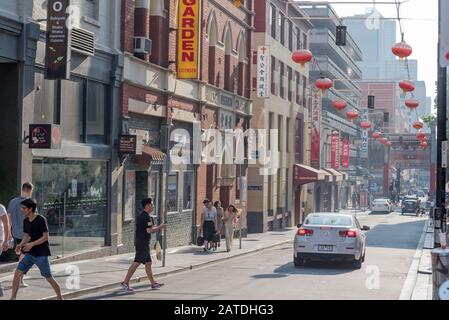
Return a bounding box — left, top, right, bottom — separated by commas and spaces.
399, 80, 415, 95
360, 121, 372, 130
372, 132, 382, 139
405, 99, 420, 110
416, 131, 426, 141
420, 141, 428, 149
332, 100, 347, 111
315, 78, 333, 92
379, 138, 389, 145
386, 141, 392, 148
292, 49, 313, 67
412, 121, 424, 130
392, 42, 413, 59
346, 111, 359, 121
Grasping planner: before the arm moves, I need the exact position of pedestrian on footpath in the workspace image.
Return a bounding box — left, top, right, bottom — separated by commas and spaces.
121, 198, 166, 293
212, 201, 224, 251
223, 205, 239, 252
10, 199, 62, 300
0, 203, 10, 297
200, 199, 218, 252
8, 182, 34, 288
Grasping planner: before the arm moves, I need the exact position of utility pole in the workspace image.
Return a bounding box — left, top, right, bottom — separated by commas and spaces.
436, 0, 447, 248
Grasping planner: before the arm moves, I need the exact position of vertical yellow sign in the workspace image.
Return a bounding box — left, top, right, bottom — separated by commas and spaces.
177, 0, 200, 79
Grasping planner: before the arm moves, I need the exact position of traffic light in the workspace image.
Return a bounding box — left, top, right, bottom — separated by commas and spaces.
368, 95, 375, 109
336, 26, 347, 46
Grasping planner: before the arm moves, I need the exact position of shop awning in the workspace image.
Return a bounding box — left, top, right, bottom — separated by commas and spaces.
323, 168, 344, 182
134, 145, 166, 167
294, 164, 326, 185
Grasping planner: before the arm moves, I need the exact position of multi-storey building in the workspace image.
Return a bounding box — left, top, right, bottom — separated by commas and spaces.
119, 0, 253, 250
298, 2, 364, 211
248, 0, 313, 231
0, 0, 123, 259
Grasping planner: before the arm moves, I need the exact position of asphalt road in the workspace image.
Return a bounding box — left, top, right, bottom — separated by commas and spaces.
82, 211, 426, 300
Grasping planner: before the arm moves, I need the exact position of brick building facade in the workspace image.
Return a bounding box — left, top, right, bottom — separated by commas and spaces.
118, 0, 254, 251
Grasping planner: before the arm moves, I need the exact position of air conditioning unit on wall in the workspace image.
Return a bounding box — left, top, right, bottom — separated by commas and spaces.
134, 37, 152, 55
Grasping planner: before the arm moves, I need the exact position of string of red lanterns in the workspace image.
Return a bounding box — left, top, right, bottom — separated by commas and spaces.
332, 99, 347, 111
392, 42, 413, 59
292, 49, 313, 68
315, 77, 333, 93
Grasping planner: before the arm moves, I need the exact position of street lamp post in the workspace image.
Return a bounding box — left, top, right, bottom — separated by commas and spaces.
162, 119, 173, 268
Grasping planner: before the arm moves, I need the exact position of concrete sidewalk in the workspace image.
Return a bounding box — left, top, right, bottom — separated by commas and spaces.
0, 229, 295, 300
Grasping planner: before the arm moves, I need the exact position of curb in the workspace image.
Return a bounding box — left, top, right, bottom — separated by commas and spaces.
41, 239, 293, 300
399, 218, 430, 300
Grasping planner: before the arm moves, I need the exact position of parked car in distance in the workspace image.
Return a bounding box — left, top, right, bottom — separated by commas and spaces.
371, 198, 392, 214
293, 213, 370, 269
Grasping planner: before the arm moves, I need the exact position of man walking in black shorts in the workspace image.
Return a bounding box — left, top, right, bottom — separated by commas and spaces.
121, 198, 166, 293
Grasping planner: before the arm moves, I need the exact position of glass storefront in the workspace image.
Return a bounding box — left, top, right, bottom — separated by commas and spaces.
32, 159, 108, 257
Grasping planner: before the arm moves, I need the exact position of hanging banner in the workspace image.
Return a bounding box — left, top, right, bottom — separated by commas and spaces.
361, 109, 369, 157
177, 0, 200, 79
331, 131, 340, 170
45, 0, 71, 80
257, 46, 271, 98
310, 87, 321, 169
342, 137, 350, 168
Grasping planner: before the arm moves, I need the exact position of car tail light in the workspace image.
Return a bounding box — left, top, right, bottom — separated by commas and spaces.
297, 228, 314, 236
339, 229, 357, 238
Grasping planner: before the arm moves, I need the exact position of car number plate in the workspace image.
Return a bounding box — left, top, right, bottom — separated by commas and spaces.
318, 245, 333, 252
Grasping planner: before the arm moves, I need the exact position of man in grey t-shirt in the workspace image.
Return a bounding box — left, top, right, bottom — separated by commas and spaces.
7, 182, 34, 288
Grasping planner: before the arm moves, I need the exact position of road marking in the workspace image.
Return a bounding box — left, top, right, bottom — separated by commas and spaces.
399, 218, 428, 300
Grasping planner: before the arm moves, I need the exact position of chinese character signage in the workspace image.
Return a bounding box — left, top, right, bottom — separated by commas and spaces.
331, 131, 340, 170
361, 109, 368, 157
45, 0, 71, 80
257, 46, 271, 98
177, 0, 200, 79
310, 87, 321, 169
342, 137, 350, 168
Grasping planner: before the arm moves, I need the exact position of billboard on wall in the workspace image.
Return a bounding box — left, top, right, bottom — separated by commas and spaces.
177, 0, 200, 79
45, 0, 71, 80
310, 88, 321, 169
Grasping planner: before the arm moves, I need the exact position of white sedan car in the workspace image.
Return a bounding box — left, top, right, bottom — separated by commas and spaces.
371, 198, 392, 214
293, 213, 370, 269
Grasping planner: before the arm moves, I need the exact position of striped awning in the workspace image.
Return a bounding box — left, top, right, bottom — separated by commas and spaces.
134, 145, 166, 166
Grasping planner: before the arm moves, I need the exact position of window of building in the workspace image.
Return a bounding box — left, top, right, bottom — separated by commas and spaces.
295, 117, 303, 163
279, 61, 284, 99
287, 66, 292, 102
271, 56, 276, 95
270, 5, 276, 39
86, 81, 106, 144
183, 171, 194, 210
61, 78, 108, 145
288, 20, 293, 51
303, 33, 308, 50
286, 118, 290, 152
83, 0, 100, 21
285, 168, 289, 211
295, 71, 301, 105
279, 13, 285, 46
268, 112, 274, 150
296, 28, 301, 50
168, 173, 178, 213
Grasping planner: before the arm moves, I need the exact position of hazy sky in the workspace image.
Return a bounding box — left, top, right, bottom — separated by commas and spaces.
300, 0, 438, 111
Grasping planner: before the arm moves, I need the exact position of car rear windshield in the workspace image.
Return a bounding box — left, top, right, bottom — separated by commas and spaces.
305, 215, 352, 227
373, 199, 388, 204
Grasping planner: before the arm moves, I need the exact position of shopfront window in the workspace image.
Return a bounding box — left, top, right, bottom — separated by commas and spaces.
168, 173, 178, 213
61, 79, 84, 143
183, 171, 194, 210
32, 159, 108, 257
87, 81, 107, 144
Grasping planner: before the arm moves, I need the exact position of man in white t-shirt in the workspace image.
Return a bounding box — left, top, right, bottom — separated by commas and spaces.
0, 203, 11, 297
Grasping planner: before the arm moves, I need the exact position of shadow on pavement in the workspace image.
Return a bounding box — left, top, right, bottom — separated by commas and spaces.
365, 218, 426, 250
252, 261, 355, 278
